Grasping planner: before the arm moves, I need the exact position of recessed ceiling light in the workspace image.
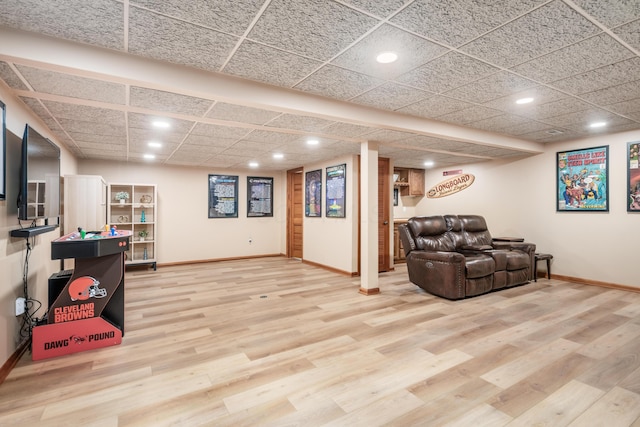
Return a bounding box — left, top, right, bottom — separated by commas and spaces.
152, 120, 170, 129
516, 97, 534, 105
589, 121, 607, 128
376, 51, 398, 64
273, 153, 284, 159
249, 161, 259, 168
148, 141, 162, 148
424, 161, 435, 168
307, 139, 319, 146
143, 154, 155, 160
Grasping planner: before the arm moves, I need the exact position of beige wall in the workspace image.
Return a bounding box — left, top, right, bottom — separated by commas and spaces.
413, 130, 640, 288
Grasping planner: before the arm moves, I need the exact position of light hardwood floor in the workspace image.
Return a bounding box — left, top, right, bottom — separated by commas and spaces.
2, 257, 640, 426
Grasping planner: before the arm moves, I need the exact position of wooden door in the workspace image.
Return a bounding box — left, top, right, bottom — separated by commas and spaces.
378, 157, 391, 272
287, 168, 303, 259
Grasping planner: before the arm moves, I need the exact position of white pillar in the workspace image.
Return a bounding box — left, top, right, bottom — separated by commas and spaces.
360, 140, 379, 295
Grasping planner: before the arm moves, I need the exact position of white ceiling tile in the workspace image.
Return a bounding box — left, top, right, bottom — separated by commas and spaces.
351, 83, 431, 110
612, 19, 640, 51
295, 65, 384, 100
130, 87, 213, 117
0, 62, 29, 90
265, 114, 336, 132
128, 113, 194, 134
444, 71, 539, 104
572, 0, 640, 27
190, 123, 251, 139
340, 0, 406, 18
396, 95, 474, 119
580, 80, 640, 106
182, 135, 237, 148
435, 106, 504, 125
57, 118, 125, 137
43, 101, 125, 125
206, 103, 282, 125
552, 58, 640, 96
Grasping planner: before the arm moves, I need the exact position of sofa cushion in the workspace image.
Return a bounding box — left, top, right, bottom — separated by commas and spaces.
464, 255, 495, 278
408, 216, 455, 252
459, 215, 493, 246
505, 250, 529, 270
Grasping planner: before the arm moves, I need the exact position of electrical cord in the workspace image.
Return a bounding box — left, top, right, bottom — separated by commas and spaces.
19, 234, 46, 346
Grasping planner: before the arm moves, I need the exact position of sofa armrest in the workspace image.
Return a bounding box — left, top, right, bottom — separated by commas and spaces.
492, 241, 536, 280
405, 250, 467, 299
461, 244, 493, 251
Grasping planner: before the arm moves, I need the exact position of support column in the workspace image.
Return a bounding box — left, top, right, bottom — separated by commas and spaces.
359, 140, 380, 295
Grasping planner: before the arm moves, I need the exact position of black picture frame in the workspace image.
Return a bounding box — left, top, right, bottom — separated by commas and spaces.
556, 145, 608, 212
326, 164, 346, 218
247, 176, 273, 217
393, 188, 399, 206
0, 100, 5, 200
628, 141, 640, 212
208, 174, 238, 218
305, 169, 322, 217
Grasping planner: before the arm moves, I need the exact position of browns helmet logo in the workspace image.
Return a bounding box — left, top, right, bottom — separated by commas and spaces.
68, 276, 107, 301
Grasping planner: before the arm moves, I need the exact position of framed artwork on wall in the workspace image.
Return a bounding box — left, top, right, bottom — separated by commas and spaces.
247, 176, 273, 217
208, 174, 238, 218
326, 164, 346, 218
556, 145, 608, 212
0, 100, 5, 200
305, 169, 321, 217
628, 141, 640, 212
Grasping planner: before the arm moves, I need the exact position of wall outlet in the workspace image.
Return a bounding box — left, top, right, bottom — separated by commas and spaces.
15, 297, 26, 316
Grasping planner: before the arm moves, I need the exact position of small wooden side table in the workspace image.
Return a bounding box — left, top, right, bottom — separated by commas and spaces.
534, 253, 553, 282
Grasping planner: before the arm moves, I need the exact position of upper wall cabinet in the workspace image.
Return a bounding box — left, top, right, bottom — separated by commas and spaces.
394, 167, 425, 197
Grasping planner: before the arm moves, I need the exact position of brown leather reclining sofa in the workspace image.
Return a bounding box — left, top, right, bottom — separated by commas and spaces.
397, 215, 535, 300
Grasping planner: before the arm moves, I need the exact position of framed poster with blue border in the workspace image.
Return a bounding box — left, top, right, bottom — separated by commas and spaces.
628, 141, 640, 212
326, 164, 346, 218
556, 145, 608, 212
247, 176, 273, 217
208, 174, 238, 218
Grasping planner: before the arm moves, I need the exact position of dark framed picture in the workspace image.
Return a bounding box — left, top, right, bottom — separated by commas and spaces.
0, 100, 5, 200
326, 164, 346, 218
208, 174, 238, 218
305, 169, 322, 217
393, 188, 399, 206
628, 141, 640, 212
247, 176, 273, 217
557, 146, 608, 212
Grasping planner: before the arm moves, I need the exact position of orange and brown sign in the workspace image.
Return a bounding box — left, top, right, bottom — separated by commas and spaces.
427, 173, 475, 198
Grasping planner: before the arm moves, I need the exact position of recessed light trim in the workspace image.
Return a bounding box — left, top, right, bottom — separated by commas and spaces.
249, 161, 259, 168
376, 51, 398, 64
516, 97, 534, 105
148, 141, 162, 148
589, 121, 607, 128
424, 160, 435, 168
143, 154, 155, 160
152, 120, 170, 129
307, 139, 319, 146
273, 153, 284, 159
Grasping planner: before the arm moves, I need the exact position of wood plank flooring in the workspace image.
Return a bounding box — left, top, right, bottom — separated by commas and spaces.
2, 257, 640, 426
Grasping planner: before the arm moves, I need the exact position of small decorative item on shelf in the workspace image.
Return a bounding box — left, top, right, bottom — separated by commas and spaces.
117, 215, 129, 223
143, 247, 148, 260
115, 191, 129, 204
140, 209, 146, 223
140, 194, 152, 204
138, 229, 148, 242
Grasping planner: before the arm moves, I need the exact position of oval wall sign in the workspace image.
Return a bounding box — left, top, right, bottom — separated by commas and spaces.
427, 173, 475, 198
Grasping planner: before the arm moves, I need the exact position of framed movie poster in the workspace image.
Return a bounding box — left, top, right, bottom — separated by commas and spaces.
305, 169, 322, 217
628, 141, 640, 212
0, 100, 5, 200
208, 174, 238, 218
557, 146, 608, 212
247, 176, 273, 217
326, 164, 346, 218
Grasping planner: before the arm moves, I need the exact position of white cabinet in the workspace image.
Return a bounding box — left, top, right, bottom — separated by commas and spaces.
63, 175, 107, 234
108, 183, 157, 270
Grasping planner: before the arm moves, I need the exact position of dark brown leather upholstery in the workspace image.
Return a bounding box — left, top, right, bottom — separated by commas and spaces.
399, 215, 535, 300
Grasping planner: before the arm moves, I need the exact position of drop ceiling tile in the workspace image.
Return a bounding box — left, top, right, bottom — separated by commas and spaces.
544, 108, 629, 130
57, 118, 126, 137
42, 101, 125, 125
395, 52, 499, 94
466, 114, 532, 133
128, 127, 186, 145
497, 120, 557, 136
396, 95, 475, 119
130, 0, 265, 35
242, 130, 300, 144
341, 0, 406, 17
514, 128, 581, 143
15, 65, 126, 104
223, 41, 323, 87
265, 114, 336, 132
295, 65, 383, 100
128, 7, 238, 72
0, 62, 28, 90
552, 57, 640, 96
130, 87, 213, 117
182, 134, 237, 148
460, 1, 600, 68
69, 132, 126, 146
128, 113, 194, 133
444, 71, 539, 104
351, 83, 430, 110
0, 0, 124, 49
331, 24, 448, 80
572, 0, 640, 27
606, 99, 640, 116
190, 123, 251, 139
19, 97, 52, 121
516, 97, 593, 120
206, 102, 282, 125
580, 80, 640, 106
482, 87, 568, 113
390, 0, 548, 47
248, 0, 378, 61
321, 122, 373, 138
435, 106, 504, 125
74, 140, 126, 152
231, 140, 283, 152
361, 129, 418, 143
219, 146, 264, 157
79, 149, 128, 160
511, 33, 635, 83
612, 19, 640, 51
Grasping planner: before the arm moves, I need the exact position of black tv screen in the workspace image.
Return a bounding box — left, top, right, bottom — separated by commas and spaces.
17, 124, 60, 225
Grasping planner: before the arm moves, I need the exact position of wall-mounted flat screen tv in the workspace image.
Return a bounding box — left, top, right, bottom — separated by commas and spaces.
17, 124, 60, 226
